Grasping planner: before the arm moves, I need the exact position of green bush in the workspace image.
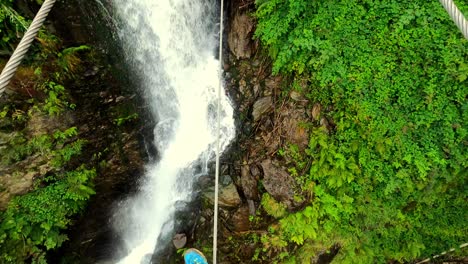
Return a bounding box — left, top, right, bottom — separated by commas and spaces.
0, 166, 96, 263
256, 0, 468, 263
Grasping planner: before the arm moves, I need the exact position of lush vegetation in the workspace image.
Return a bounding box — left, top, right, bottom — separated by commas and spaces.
255, 0, 467, 263
0, 0, 32, 54
0, 3, 97, 263
0, 167, 96, 263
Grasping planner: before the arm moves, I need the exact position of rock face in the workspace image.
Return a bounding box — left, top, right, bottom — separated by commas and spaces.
0, 155, 53, 209
204, 175, 241, 208
228, 12, 255, 59
279, 104, 310, 150
228, 205, 251, 232
241, 165, 258, 200
252, 96, 273, 122
261, 159, 297, 210
27, 109, 74, 137
0, 109, 70, 209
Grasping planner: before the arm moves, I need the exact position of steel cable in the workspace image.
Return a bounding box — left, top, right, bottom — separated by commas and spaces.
0, 0, 57, 95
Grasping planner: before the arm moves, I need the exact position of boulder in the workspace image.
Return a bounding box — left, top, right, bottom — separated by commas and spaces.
27, 109, 74, 137
260, 159, 296, 210
172, 233, 187, 249
228, 205, 250, 232
241, 165, 258, 200
279, 106, 310, 150
252, 96, 272, 122
203, 175, 241, 208
228, 12, 255, 59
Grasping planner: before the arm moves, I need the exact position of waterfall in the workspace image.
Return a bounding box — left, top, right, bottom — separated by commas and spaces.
109, 0, 235, 262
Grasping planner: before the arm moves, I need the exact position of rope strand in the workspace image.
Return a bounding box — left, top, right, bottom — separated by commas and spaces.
439, 0, 468, 39
0, 0, 57, 95
213, 0, 224, 262
415, 242, 468, 264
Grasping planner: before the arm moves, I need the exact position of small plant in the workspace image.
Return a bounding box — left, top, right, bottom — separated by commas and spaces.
114, 112, 138, 126
56, 45, 90, 76
0, 2, 29, 51
261, 193, 287, 219
41, 81, 75, 115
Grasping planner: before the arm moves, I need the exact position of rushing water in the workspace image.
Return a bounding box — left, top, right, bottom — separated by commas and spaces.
110, 0, 235, 262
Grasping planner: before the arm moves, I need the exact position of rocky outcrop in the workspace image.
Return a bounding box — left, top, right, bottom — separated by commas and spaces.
0, 154, 53, 209
261, 159, 298, 210
277, 102, 310, 150
204, 175, 242, 208
228, 12, 255, 59
0, 105, 74, 209
26, 109, 74, 137
240, 164, 258, 201
227, 205, 250, 232
186, 2, 320, 262
252, 96, 272, 122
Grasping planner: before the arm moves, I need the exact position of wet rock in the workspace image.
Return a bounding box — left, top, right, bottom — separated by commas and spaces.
247, 199, 256, 216
220, 174, 233, 186
260, 159, 296, 210
279, 106, 310, 150
172, 233, 187, 249
115, 96, 126, 103
27, 109, 74, 137
204, 175, 241, 208
264, 76, 282, 94
219, 183, 242, 208
228, 205, 250, 232
252, 96, 272, 122
241, 165, 258, 200
228, 12, 255, 59
84, 66, 99, 77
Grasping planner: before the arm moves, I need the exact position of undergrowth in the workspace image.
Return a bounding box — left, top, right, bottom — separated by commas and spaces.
255, 0, 468, 263
0, 3, 96, 263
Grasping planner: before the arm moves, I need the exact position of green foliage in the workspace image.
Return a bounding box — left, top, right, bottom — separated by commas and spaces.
0, 166, 96, 263
51, 139, 85, 167
0, 2, 29, 51
261, 193, 288, 219
256, 0, 468, 262
41, 81, 75, 116
0, 4, 97, 264
114, 112, 138, 126
1, 134, 51, 165
57, 45, 91, 76
1, 127, 84, 167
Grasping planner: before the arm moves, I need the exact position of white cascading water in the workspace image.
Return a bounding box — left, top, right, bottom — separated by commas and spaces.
110, 0, 235, 263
